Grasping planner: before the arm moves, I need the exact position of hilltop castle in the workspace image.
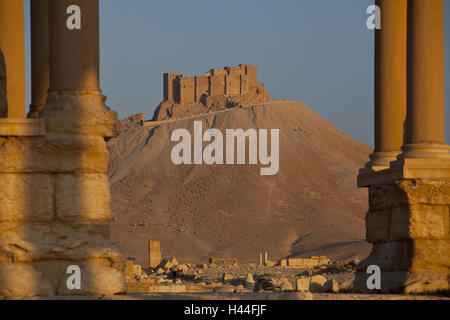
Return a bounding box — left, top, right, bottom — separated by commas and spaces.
152, 64, 271, 121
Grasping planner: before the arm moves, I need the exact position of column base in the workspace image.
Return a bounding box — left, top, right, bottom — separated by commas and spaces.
360, 151, 401, 175
27, 104, 45, 119
354, 178, 450, 294
0, 89, 125, 298
353, 270, 449, 294
399, 143, 450, 159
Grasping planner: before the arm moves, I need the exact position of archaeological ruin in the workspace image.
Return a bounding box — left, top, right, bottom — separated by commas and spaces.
152, 64, 271, 121
0, 0, 125, 297
0, 0, 448, 298
356, 0, 449, 293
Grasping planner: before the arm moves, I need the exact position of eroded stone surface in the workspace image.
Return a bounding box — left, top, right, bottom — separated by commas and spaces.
153, 65, 271, 121
356, 179, 450, 293
0, 91, 125, 297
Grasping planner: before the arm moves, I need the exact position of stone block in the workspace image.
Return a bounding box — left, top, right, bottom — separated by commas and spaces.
309, 275, 327, 293
354, 270, 449, 294
400, 179, 450, 206
40, 91, 119, 138
409, 239, 450, 271
55, 174, 112, 224
149, 240, 161, 268
56, 258, 126, 296
0, 223, 122, 263
358, 241, 408, 271
409, 205, 449, 239
366, 209, 390, 243
390, 205, 448, 240
125, 260, 134, 278
245, 273, 255, 290
0, 135, 110, 174
323, 279, 339, 293
297, 277, 311, 292
0, 263, 54, 297
0, 173, 54, 223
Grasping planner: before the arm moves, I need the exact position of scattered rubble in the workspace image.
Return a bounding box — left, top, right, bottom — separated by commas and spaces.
125, 254, 359, 295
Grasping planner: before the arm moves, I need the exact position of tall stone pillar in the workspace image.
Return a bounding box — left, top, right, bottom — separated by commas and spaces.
48, 0, 99, 91
0, 0, 124, 297
0, 0, 26, 118
356, 0, 449, 294
367, 0, 407, 170
402, 0, 449, 158
28, 0, 50, 119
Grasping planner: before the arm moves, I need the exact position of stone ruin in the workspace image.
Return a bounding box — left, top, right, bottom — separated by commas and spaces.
152, 64, 271, 121
0, 0, 126, 297
280, 256, 332, 268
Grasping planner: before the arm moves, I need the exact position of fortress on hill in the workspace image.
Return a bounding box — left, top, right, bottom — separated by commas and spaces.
152, 64, 271, 121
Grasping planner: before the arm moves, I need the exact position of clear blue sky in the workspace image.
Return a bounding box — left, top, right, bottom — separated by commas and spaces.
24, 0, 450, 147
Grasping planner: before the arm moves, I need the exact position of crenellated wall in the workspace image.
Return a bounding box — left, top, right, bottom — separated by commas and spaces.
163, 64, 260, 104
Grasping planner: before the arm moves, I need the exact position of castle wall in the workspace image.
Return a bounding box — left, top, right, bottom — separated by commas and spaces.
163, 65, 261, 105
225, 67, 241, 95
163, 73, 179, 101
244, 64, 258, 84
195, 75, 209, 102
209, 74, 225, 96
178, 77, 195, 104
240, 74, 249, 95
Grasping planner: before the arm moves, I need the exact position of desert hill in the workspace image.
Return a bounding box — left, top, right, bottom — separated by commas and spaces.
108, 100, 372, 265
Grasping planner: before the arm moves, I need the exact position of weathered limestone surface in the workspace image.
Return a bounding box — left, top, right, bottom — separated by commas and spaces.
282, 256, 331, 268
149, 240, 161, 268
355, 179, 450, 293
153, 65, 271, 121
0, 91, 125, 297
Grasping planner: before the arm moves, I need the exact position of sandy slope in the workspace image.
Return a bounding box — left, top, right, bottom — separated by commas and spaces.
108, 100, 372, 265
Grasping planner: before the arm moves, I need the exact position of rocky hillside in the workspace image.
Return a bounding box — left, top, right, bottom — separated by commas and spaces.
108, 100, 372, 266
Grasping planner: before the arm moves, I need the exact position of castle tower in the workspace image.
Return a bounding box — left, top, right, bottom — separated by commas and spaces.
164, 73, 179, 102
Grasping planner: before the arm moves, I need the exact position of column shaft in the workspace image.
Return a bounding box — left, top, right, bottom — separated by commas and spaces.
0, 0, 26, 118
29, 0, 50, 118
49, 0, 100, 91
403, 0, 448, 156
369, 0, 407, 168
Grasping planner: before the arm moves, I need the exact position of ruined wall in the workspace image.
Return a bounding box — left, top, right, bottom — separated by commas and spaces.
195, 75, 209, 102
209, 72, 225, 97
154, 64, 271, 121
354, 179, 450, 294
0, 92, 125, 297
163, 73, 179, 102
225, 66, 241, 95
163, 64, 261, 105
0, 50, 6, 117
178, 77, 195, 105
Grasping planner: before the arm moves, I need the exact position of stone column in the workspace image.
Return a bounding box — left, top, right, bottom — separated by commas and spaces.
28, 0, 50, 118
49, 0, 99, 91
149, 240, 162, 268
402, 0, 449, 158
355, 0, 449, 294
367, 0, 407, 170
0, 0, 123, 298
0, 0, 26, 118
